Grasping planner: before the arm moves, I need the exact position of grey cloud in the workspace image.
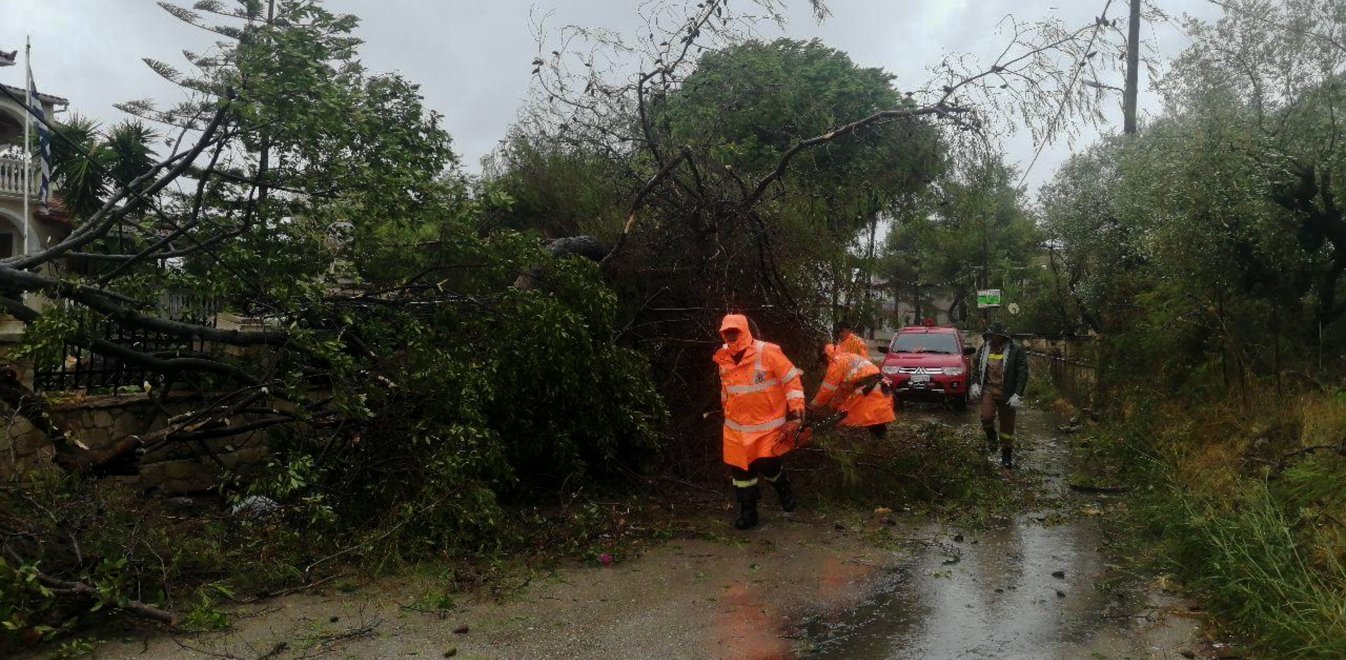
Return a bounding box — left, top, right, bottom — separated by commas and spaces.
4, 0, 1224, 191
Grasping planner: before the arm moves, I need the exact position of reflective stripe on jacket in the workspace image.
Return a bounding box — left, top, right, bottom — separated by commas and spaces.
811, 351, 896, 428
714, 322, 805, 470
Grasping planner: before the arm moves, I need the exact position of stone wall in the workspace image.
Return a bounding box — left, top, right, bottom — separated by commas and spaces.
0, 312, 283, 494
0, 393, 272, 494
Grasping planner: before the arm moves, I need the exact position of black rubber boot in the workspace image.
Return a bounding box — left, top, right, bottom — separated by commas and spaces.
1001, 446, 1014, 469
983, 426, 999, 454
769, 472, 797, 513
733, 485, 760, 530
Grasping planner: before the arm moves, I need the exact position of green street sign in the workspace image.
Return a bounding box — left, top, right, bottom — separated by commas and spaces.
977, 289, 1002, 308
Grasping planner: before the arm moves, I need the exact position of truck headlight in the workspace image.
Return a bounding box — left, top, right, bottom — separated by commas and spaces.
942, 366, 964, 376
882, 366, 900, 375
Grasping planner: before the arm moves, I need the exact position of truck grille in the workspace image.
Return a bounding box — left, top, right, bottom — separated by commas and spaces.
896, 366, 942, 375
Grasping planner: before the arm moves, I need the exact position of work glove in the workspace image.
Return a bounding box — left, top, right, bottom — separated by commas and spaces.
969, 383, 982, 399
1007, 394, 1022, 408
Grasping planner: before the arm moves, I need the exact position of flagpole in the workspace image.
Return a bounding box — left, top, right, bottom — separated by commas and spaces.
22, 37, 30, 256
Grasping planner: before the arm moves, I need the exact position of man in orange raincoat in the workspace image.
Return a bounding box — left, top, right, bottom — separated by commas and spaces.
714, 314, 806, 530
811, 343, 896, 438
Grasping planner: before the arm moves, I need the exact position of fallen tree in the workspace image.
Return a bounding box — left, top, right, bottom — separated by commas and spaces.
1, 1, 667, 642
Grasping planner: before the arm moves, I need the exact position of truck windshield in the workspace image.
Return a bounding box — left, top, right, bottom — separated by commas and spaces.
890, 333, 959, 354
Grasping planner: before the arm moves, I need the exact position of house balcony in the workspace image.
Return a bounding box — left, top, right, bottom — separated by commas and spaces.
0, 155, 36, 200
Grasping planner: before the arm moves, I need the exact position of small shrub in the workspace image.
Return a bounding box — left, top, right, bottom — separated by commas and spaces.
179, 585, 233, 633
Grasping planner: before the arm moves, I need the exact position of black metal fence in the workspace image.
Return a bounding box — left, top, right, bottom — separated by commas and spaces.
33, 295, 220, 394
1018, 335, 1097, 406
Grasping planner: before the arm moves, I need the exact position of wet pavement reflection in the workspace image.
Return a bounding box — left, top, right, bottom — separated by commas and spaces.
806, 406, 1146, 659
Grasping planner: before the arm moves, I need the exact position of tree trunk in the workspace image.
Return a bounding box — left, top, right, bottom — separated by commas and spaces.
948, 284, 970, 324
913, 282, 922, 326
862, 212, 879, 337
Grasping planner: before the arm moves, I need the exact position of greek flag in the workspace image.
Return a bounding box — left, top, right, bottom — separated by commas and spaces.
27, 61, 50, 206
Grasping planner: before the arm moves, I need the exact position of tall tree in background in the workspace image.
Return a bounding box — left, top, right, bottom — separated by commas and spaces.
881, 157, 1038, 328
653, 38, 944, 327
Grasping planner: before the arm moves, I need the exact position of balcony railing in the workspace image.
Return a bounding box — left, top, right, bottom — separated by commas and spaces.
0, 156, 36, 198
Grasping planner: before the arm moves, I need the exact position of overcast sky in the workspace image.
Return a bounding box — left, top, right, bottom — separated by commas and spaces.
5, 0, 1224, 196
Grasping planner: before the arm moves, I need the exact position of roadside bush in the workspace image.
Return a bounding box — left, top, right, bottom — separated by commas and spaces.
1168, 483, 1346, 656
1088, 388, 1346, 657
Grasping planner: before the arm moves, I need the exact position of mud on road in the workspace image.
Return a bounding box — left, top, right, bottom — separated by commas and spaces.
93, 406, 1207, 660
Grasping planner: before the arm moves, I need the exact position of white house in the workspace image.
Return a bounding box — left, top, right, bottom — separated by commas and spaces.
0, 53, 71, 259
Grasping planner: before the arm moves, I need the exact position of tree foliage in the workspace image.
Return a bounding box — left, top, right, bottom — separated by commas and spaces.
1040, 0, 1346, 390
49, 117, 158, 221
660, 38, 941, 232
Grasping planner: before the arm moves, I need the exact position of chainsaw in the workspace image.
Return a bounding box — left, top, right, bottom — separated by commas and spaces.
791, 373, 886, 447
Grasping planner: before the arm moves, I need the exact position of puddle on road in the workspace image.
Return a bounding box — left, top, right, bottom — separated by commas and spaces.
802, 407, 1174, 659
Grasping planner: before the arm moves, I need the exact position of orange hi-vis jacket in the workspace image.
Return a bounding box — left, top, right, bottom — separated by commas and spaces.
812, 346, 896, 428
714, 316, 806, 470
838, 332, 870, 360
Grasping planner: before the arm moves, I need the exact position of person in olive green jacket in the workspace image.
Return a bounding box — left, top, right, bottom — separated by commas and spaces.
969, 321, 1029, 468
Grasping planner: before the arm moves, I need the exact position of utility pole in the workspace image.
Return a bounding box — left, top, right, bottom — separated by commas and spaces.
1123, 0, 1141, 135
913, 281, 921, 327
257, 0, 276, 214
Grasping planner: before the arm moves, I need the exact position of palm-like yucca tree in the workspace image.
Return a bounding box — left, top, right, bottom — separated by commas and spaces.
103, 120, 157, 195
50, 115, 158, 220
50, 115, 107, 219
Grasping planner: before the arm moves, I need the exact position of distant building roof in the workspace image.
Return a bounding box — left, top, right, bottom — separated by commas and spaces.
0, 83, 67, 107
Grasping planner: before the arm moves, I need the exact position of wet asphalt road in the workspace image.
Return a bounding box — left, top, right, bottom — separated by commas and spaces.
805, 405, 1197, 659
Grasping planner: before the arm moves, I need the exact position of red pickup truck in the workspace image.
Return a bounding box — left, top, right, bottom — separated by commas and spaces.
878, 325, 977, 410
